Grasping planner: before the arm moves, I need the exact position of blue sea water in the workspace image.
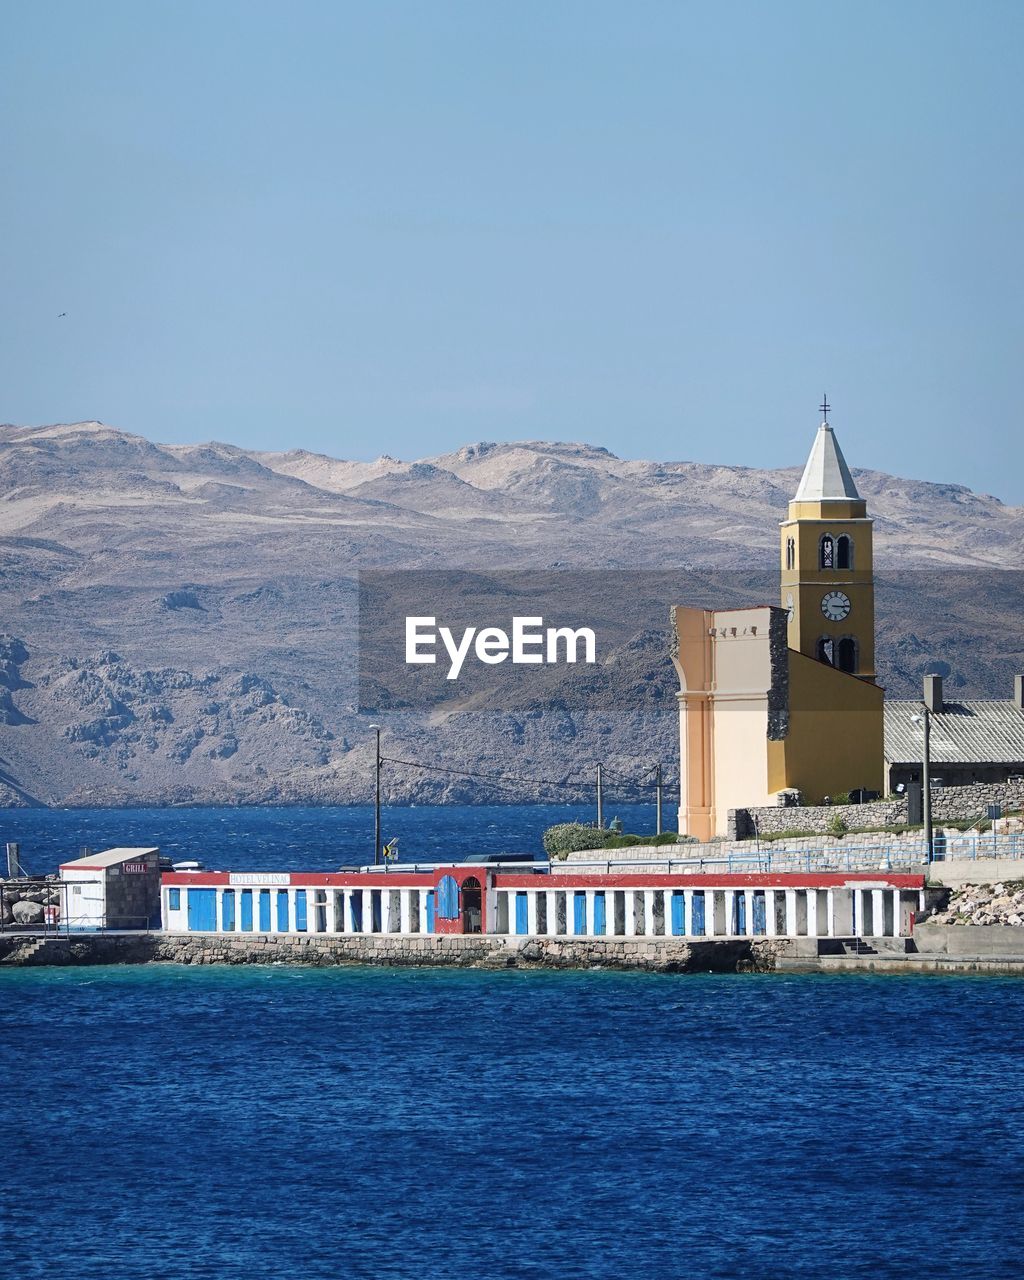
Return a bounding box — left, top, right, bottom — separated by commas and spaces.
0, 803, 657, 875
3, 806, 1023, 1276
2, 965, 1023, 1279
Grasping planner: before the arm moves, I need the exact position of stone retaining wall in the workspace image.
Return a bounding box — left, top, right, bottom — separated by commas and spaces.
0, 930, 773, 973
731, 780, 1024, 839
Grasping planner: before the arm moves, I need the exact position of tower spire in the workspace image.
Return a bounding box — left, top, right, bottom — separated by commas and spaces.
793, 410, 860, 502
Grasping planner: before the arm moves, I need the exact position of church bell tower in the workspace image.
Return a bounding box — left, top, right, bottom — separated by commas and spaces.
780, 401, 876, 682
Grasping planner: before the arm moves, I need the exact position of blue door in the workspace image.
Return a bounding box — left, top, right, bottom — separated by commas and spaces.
221, 890, 235, 932
573, 891, 587, 933
187, 888, 217, 932
515, 892, 529, 934
240, 890, 253, 932
734, 893, 746, 934
276, 890, 290, 931
350, 893, 363, 932
593, 892, 606, 935
691, 892, 705, 936
753, 892, 767, 935
671, 891, 686, 936
258, 890, 271, 931
294, 890, 307, 932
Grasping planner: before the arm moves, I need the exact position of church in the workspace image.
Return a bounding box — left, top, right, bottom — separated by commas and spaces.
671, 408, 885, 839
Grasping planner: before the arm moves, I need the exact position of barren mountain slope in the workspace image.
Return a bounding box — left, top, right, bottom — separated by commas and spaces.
0, 420, 1020, 808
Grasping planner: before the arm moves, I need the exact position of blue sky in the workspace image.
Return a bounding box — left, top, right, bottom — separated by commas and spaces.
1, 1, 1021, 498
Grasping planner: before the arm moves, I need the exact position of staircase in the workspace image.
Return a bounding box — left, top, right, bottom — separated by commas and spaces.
0, 935, 68, 965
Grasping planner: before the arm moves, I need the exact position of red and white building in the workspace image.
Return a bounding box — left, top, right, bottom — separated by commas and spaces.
162, 863, 924, 941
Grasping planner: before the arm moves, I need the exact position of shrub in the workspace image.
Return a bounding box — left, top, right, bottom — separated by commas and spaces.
542, 823, 612, 859
827, 813, 849, 837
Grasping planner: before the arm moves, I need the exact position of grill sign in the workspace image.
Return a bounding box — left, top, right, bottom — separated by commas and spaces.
123, 862, 150, 874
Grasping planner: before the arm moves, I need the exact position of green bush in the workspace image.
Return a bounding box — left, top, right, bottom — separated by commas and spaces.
542, 823, 612, 859
827, 813, 849, 837
542, 825, 695, 859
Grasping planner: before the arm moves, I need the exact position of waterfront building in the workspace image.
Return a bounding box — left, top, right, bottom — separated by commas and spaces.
672, 410, 884, 838
162, 863, 923, 942
59, 847, 162, 929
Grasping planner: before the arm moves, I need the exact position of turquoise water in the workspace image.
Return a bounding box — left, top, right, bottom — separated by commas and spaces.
0, 803, 657, 874
3, 965, 1023, 1279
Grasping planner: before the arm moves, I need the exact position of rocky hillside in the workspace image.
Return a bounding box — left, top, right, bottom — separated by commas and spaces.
0, 421, 1021, 807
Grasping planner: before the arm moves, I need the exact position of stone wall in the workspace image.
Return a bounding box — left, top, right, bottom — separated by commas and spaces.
0, 930, 761, 973
730, 780, 1024, 840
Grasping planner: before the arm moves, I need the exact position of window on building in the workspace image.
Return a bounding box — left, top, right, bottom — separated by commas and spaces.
837, 637, 857, 673
836, 535, 852, 569
786, 537, 795, 569
820, 535, 834, 569
168, 888, 181, 910
816, 637, 835, 665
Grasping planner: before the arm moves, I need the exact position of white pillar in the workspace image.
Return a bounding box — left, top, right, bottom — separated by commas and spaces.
871, 888, 886, 937
361, 889, 373, 934
399, 889, 412, 935
892, 888, 902, 936
724, 890, 735, 937
567, 891, 579, 936
527, 891, 539, 936
826, 889, 836, 937
419, 889, 431, 933
545, 890, 558, 936
662, 889, 673, 936
705, 890, 717, 938
683, 889, 694, 937
785, 889, 798, 936
584, 889, 596, 936
806, 889, 819, 938
624, 890, 636, 937
764, 889, 777, 938
214, 889, 225, 932
743, 889, 756, 937
853, 889, 864, 936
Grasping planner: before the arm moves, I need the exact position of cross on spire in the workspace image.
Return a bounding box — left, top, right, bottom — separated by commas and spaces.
820, 394, 830, 422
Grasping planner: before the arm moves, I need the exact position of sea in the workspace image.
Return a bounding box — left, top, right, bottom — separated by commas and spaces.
2, 805, 1023, 1279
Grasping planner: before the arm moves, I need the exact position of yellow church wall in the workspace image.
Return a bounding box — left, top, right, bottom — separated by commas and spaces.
768, 650, 885, 802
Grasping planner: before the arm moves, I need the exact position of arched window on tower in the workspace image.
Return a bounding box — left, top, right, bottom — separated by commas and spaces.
837, 637, 858, 673
820, 535, 834, 569
786, 537, 795, 570
816, 637, 835, 666
836, 535, 852, 570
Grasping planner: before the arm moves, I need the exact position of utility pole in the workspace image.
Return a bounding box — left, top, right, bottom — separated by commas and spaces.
596, 763, 604, 829
655, 764, 663, 836
369, 725, 382, 866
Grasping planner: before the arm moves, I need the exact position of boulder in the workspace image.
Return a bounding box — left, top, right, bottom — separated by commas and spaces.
11, 899, 44, 924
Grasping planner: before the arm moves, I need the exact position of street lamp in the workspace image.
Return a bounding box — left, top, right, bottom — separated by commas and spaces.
369, 724, 382, 866
912, 710, 933, 862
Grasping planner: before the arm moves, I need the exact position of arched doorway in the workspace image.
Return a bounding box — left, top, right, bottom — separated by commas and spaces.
461, 877, 482, 934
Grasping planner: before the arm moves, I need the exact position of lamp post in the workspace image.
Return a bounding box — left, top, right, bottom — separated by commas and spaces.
912, 710, 933, 862
369, 724, 382, 866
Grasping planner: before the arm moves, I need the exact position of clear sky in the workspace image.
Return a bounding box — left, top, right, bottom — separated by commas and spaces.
2, 1, 1021, 499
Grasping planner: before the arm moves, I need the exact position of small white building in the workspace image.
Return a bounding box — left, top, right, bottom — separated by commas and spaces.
59, 847, 161, 929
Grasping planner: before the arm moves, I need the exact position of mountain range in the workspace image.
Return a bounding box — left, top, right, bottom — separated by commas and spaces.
0, 420, 1021, 808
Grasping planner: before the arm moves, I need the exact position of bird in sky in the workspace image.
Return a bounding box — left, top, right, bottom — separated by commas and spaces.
58, 312, 67, 318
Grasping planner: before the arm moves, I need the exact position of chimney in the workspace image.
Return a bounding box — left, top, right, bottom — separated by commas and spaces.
923, 674, 944, 713
1015, 675, 1024, 710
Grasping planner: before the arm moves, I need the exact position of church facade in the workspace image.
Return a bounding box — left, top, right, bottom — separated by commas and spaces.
671, 414, 885, 840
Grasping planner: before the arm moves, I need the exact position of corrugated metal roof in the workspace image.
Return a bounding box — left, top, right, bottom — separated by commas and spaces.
60, 846, 159, 870
885, 701, 1024, 765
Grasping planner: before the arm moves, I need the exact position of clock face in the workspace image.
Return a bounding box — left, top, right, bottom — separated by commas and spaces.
821, 590, 851, 622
